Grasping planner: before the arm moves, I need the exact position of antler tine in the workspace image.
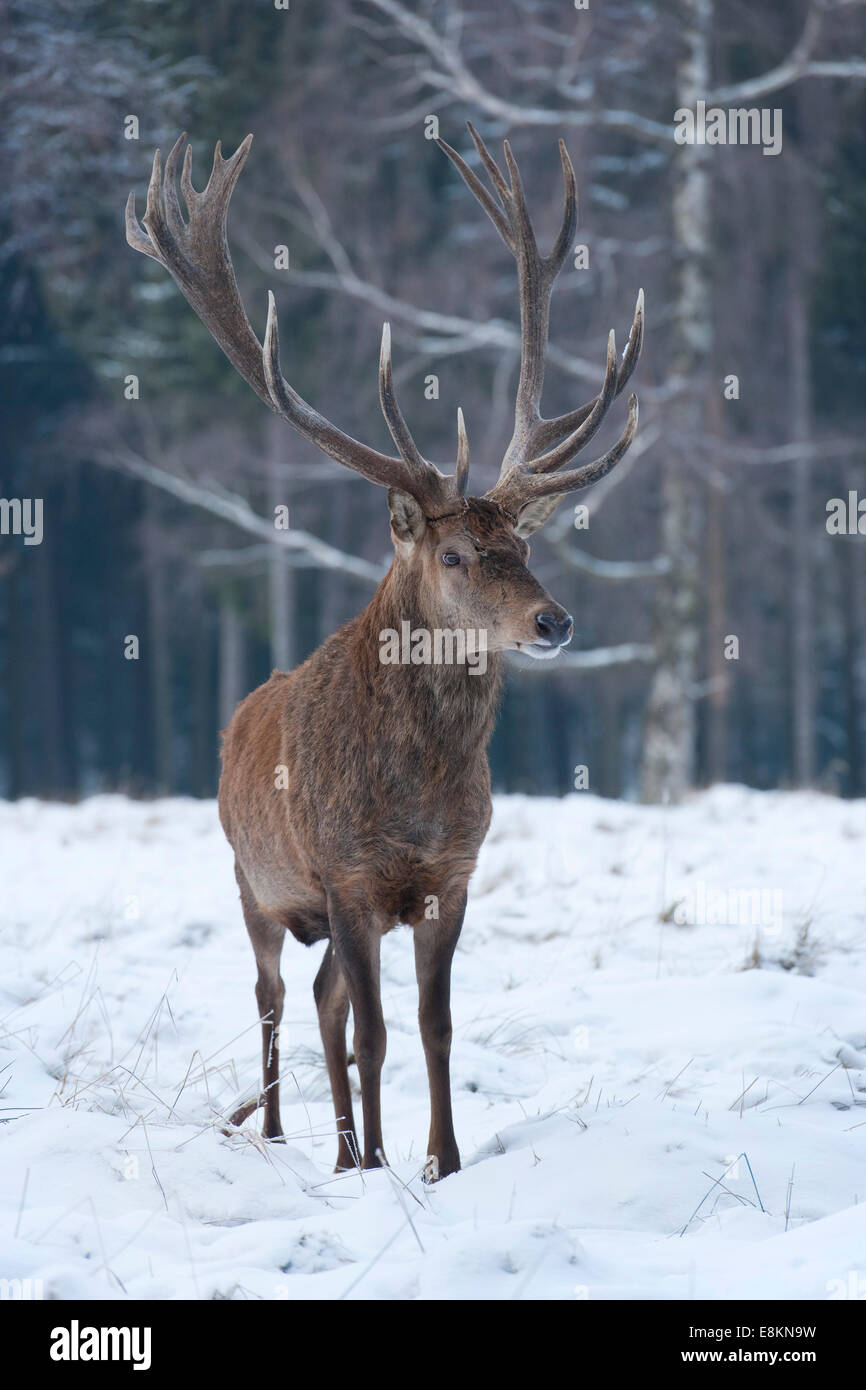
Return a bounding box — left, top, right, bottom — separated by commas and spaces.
128, 134, 454, 508
438, 125, 643, 525
437, 124, 581, 477
262, 290, 307, 423
379, 323, 471, 497
546, 140, 578, 277
262, 296, 432, 493
378, 323, 435, 476
488, 307, 640, 531
492, 394, 639, 519
501, 139, 540, 264
531, 288, 644, 455
126, 141, 177, 261
467, 122, 511, 207
454, 407, 470, 496
620, 286, 645, 389
128, 132, 273, 410
125, 190, 157, 261
525, 329, 619, 475
162, 133, 188, 240
539, 393, 638, 496
435, 135, 513, 249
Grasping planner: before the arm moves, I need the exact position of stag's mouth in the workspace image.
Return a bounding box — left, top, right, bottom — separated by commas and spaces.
515, 640, 567, 661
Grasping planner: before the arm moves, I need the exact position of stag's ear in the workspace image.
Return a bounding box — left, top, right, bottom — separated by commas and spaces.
514, 495, 565, 538
387, 488, 426, 547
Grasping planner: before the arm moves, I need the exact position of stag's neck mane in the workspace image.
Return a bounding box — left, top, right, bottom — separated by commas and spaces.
348, 561, 502, 754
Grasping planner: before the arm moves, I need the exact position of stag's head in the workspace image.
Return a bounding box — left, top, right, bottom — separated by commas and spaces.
387, 488, 572, 658
126, 125, 643, 661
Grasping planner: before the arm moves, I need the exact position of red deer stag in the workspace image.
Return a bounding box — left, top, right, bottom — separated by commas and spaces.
126, 125, 643, 1180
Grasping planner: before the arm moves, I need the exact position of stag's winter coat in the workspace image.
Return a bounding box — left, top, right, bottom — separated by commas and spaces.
127, 124, 643, 1178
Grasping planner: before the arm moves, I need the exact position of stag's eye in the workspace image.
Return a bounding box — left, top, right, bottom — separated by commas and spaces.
441, 551, 462, 567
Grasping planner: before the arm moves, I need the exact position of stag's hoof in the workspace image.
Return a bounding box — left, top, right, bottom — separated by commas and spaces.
361, 1151, 387, 1170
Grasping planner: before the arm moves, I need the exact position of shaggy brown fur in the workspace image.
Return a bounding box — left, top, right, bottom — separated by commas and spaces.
220, 499, 572, 1176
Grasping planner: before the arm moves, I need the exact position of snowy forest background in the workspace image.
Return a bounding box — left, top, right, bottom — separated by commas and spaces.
2, 0, 865, 805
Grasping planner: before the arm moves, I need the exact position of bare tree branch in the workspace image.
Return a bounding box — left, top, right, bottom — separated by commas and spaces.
93, 445, 387, 584
236, 227, 614, 390
710, 2, 866, 101
363, 0, 672, 142
515, 641, 656, 670
198, 544, 274, 568
717, 437, 866, 465
551, 544, 670, 581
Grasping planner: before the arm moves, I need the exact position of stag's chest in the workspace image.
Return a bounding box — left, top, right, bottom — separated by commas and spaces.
322, 762, 492, 909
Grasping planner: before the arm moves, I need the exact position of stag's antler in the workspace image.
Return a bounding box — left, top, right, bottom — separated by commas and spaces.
437, 124, 643, 531
125, 134, 462, 513
127, 130, 642, 533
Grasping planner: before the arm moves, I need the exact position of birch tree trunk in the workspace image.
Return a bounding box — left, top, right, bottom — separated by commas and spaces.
218, 596, 245, 732
640, 0, 711, 803
267, 414, 295, 672
705, 384, 728, 784
839, 523, 862, 796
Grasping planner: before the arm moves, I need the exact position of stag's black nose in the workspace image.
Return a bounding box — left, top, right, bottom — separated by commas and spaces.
535, 611, 574, 646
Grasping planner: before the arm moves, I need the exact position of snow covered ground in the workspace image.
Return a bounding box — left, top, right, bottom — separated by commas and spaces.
1, 786, 865, 1301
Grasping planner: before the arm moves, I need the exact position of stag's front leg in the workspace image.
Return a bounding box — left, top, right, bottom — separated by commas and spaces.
413, 892, 466, 1181
327, 892, 387, 1169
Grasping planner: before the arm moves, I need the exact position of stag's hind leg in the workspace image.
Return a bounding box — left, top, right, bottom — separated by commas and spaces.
313, 944, 359, 1171
234, 866, 286, 1141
